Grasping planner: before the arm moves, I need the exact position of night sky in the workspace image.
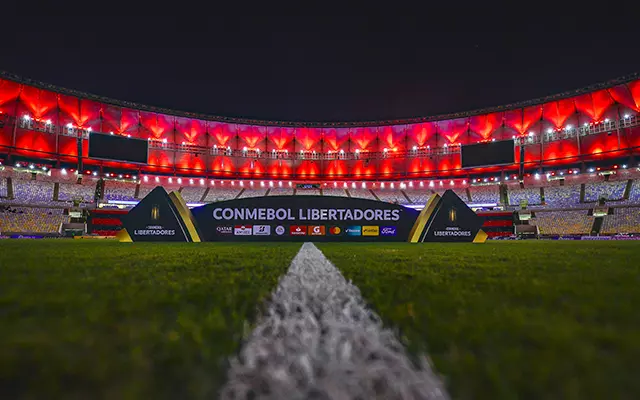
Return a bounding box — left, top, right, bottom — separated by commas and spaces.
1, 12, 639, 123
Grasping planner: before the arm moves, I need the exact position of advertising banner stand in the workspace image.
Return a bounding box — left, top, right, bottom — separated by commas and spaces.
118, 187, 487, 243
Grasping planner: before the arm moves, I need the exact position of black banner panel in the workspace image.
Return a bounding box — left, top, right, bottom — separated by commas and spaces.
191, 196, 418, 242
119, 187, 488, 243
461, 139, 515, 169
88, 132, 149, 164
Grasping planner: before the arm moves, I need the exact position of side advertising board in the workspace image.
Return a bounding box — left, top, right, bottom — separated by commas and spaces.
118, 187, 487, 243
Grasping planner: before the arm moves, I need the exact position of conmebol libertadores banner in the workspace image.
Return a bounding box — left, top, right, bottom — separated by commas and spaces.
117, 187, 487, 243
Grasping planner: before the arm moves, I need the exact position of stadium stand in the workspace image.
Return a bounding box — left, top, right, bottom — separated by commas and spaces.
530, 210, 595, 235
372, 189, 408, 204
58, 182, 95, 203
203, 187, 241, 202
584, 181, 626, 203
103, 180, 137, 201
321, 188, 348, 197
601, 207, 640, 234
0, 177, 6, 198
268, 187, 294, 196
542, 184, 582, 208
237, 188, 268, 198
0, 206, 69, 233
347, 188, 376, 200
179, 187, 207, 203
402, 189, 432, 205
469, 185, 500, 204
296, 188, 321, 196
9, 179, 54, 205
508, 187, 541, 206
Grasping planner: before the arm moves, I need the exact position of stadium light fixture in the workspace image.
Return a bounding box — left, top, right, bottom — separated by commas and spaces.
29, 164, 34, 169
409, 181, 413, 187
289, 181, 292, 187
260, 181, 265, 187
110, 131, 114, 135
163, 138, 167, 143
61, 168, 66, 174
391, 182, 395, 189
200, 179, 205, 185
622, 164, 627, 169
559, 172, 564, 175
93, 171, 98, 176
269, 181, 274, 187
492, 138, 496, 142
362, 182, 366, 188
278, 181, 282, 187
605, 118, 610, 123
155, 177, 159, 183
177, 178, 182, 184
584, 122, 589, 127
88, 127, 92, 132
45, 119, 51, 125
189, 179, 194, 185
462, 180, 467, 185
450, 180, 454, 186
169, 178, 173, 183
535, 173, 540, 180
118, 174, 123, 178
250, 181, 254, 186
23, 115, 30, 120
66, 123, 73, 128
505, 176, 509, 181
144, 176, 149, 182
419, 181, 424, 187
439, 181, 443, 186
333, 182, 337, 187
239, 181, 243, 187
566, 125, 572, 130
381, 182, 385, 189
42, 166, 47, 171
483, 178, 488, 182
429, 181, 434, 187
624, 114, 630, 119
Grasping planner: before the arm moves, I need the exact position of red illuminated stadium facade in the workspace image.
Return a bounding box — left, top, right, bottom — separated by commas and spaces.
1, 71, 639, 181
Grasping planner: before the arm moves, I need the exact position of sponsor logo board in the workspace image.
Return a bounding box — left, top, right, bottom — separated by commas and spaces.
216, 226, 233, 235
380, 226, 397, 236
290, 225, 307, 236
308, 225, 326, 236
275, 226, 286, 235
329, 226, 342, 235
234, 225, 252, 236
253, 225, 271, 236
345, 226, 361, 236
362, 226, 379, 236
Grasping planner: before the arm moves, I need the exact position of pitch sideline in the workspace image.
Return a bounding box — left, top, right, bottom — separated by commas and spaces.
220, 242, 449, 399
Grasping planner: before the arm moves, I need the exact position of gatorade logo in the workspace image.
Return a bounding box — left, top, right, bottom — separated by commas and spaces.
308, 226, 326, 236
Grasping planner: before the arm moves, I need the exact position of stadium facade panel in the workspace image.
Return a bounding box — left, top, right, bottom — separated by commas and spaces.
0, 71, 639, 180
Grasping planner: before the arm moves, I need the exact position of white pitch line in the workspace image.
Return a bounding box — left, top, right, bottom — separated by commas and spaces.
220, 242, 449, 400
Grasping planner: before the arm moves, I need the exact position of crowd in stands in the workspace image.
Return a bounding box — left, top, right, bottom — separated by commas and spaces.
0, 206, 69, 233
9, 179, 55, 206
530, 210, 595, 235
601, 207, 640, 234
295, 188, 321, 196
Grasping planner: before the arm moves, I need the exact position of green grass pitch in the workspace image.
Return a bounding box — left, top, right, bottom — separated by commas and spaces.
1, 240, 639, 398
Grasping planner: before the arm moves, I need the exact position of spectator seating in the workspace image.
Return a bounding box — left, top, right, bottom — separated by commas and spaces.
542, 184, 582, 208
179, 187, 207, 203
509, 187, 541, 206
403, 189, 432, 205
347, 188, 376, 200
103, 180, 137, 201
469, 185, 500, 203
373, 189, 409, 204
268, 187, 294, 196
58, 182, 95, 203
0, 207, 69, 233
295, 188, 321, 196
0, 177, 6, 198
601, 207, 640, 234
203, 187, 241, 202
238, 188, 268, 199
322, 188, 348, 197
8, 179, 55, 205
530, 210, 594, 235
583, 181, 626, 202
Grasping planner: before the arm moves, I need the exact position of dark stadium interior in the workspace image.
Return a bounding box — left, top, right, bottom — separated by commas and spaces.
2, 11, 640, 399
